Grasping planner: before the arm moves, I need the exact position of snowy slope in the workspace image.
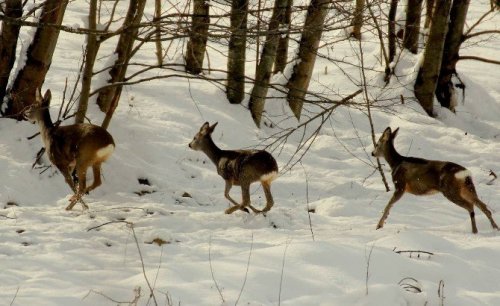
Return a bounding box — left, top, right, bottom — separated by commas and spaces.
1, 1, 499, 305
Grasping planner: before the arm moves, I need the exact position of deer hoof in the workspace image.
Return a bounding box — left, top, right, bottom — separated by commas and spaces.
376, 224, 383, 230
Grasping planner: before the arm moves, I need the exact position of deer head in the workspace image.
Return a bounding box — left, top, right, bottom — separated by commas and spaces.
189, 121, 218, 151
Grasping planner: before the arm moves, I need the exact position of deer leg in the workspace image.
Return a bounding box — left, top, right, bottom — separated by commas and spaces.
66, 165, 88, 211
474, 199, 499, 230
224, 180, 240, 207
261, 181, 274, 213
377, 188, 404, 229
85, 163, 102, 194
442, 190, 478, 234
58, 164, 77, 193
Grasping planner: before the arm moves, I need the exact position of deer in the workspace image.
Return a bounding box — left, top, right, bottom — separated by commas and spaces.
372, 127, 499, 234
25, 88, 115, 210
189, 122, 279, 214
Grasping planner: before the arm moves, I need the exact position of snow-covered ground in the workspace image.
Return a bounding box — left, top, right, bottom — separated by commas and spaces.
1, 1, 499, 305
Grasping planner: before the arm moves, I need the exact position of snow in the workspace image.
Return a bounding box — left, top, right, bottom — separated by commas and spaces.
1, 1, 499, 306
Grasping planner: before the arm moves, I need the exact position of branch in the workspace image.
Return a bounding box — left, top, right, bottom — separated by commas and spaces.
463, 30, 500, 41
459, 55, 500, 65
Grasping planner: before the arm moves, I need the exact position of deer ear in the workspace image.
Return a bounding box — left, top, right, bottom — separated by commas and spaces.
208, 122, 218, 134
382, 127, 392, 140
43, 89, 52, 105
200, 122, 210, 132
392, 127, 400, 138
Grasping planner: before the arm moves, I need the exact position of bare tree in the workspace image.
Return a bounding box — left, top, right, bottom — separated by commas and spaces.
0, 0, 22, 109
185, 0, 210, 75
287, 0, 330, 119
227, 0, 249, 104
424, 0, 435, 29
5, 0, 68, 119
435, 0, 470, 111
350, 0, 364, 40
403, 0, 423, 54
274, 0, 292, 74
414, 0, 452, 116
97, 0, 147, 129
248, 0, 288, 127
388, 0, 398, 63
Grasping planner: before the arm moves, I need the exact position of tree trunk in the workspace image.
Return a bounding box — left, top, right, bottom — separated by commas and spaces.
248, 0, 288, 127
286, 0, 329, 119
154, 0, 163, 66
5, 0, 68, 119
435, 0, 470, 111
385, 0, 398, 84
97, 0, 146, 128
226, 0, 248, 104
185, 0, 210, 75
414, 0, 452, 116
273, 0, 292, 74
0, 0, 22, 112
424, 0, 436, 29
404, 0, 423, 54
350, 0, 364, 40
75, 0, 99, 123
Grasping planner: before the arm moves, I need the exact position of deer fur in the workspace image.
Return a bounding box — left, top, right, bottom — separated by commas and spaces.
372, 127, 498, 234
189, 122, 278, 214
26, 89, 115, 210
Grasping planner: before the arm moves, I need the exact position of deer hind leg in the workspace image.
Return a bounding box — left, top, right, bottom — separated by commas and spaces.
377, 188, 404, 229
84, 163, 102, 194
474, 199, 499, 230
261, 180, 274, 213
442, 187, 478, 234
66, 164, 89, 211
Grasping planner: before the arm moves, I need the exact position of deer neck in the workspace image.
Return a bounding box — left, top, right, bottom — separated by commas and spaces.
201, 137, 223, 165
37, 108, 55, 149
384, 141, 404, 169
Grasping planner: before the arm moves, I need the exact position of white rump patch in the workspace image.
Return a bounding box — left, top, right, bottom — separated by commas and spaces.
455, 170, 471, 180
96, 144, 115, 160
260, 171, 278, 182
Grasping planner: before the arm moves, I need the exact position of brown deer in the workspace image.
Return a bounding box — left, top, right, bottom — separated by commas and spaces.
26, 89, 115, 210
189, 122, 278, 214
372, 127, 498, 233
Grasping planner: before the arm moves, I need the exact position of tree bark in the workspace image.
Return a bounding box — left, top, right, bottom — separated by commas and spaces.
0, 0, 22, 112
414, 0, 452, 116
424, 0, 436, 29
97, 0, 146, 128
286, 0, 329, 119
185, 0, 210, 75
248, 0, 288, 127
435, 0, 470, 111
5, 0, 68, 119
350, 0, 364, 40
75, 0, 98, 123
154, 0, 163, 66
388, 0, 398, 64
226, 0, 248, 104
404, 0, 423, 54
273, 0, 292, 74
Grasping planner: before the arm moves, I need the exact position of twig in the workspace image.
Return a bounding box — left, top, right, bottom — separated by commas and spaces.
394, 248, 434, 259
365, 243, 375, 296
10, 286, 20, 306
235, 233, 254, 306
438, 280, 445, 306
398, 277, 423, 293
87, 220, 158, 305
0, 214, 16, 220
486, 170, 497, 185
300, 162, 315, 241
278, 239, 291, 306
208, 236, 225, 303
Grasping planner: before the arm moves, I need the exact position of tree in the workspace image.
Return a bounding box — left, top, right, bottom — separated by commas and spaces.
4, 0, 68, 119
248, 0, 288, 127
414, 0, 452, 116
274, 0, 292, 74
0, 0, 22, 110
97, 0, 147, 129
435, 0, 470, 111
350, 0, 364, 40
185, 0, 210, 75
403, 0, 423, 54
226, 0, 249, 104
286, 0, 330, 119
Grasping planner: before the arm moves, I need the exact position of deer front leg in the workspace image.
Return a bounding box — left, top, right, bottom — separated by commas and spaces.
66, 165, 89, 211
377, 188, 405, 229
224, 181, 249, 214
